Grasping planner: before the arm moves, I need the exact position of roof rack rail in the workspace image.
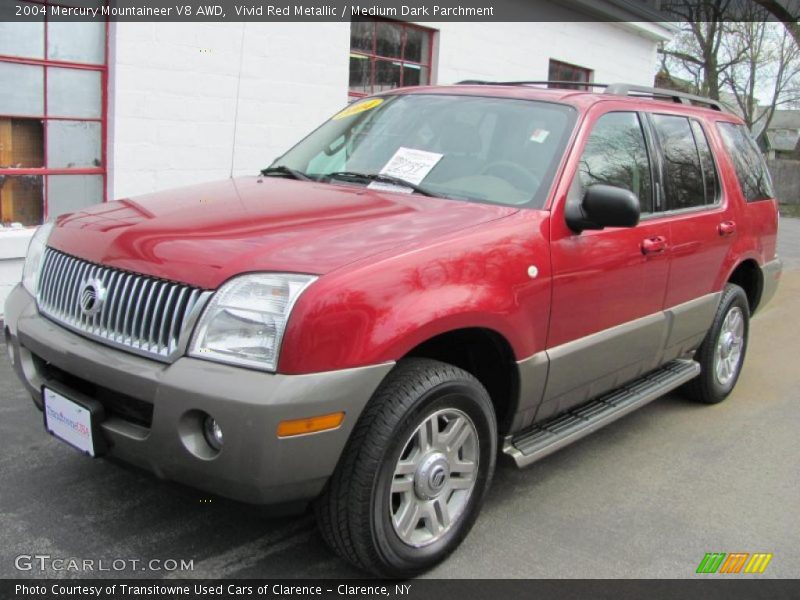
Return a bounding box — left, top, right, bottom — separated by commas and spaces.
456, 80, 609, 89
603, 84, 725, 112
454, 80, 727, 112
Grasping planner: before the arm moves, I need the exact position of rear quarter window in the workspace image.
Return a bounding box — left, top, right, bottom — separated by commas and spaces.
717, 122, 775, 202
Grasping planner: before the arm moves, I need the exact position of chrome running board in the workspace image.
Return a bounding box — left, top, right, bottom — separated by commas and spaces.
504, 359, 701, 468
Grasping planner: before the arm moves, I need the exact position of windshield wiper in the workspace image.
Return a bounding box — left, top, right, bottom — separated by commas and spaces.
325, 171, 435, 197
260, 165, 312, 181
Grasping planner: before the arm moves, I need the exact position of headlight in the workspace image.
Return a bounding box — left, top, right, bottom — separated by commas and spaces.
189, 273, 317, 372
22, 222, 54, 296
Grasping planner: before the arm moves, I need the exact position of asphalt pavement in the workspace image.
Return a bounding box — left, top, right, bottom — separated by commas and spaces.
1, 219, 798, 579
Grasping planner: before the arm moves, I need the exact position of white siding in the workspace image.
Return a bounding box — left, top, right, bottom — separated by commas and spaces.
109, 22, 350, 198
431, 21, 659, 87
0, 229, 33, 313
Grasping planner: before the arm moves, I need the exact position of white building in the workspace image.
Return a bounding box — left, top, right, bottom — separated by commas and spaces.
0, 4, 673, 314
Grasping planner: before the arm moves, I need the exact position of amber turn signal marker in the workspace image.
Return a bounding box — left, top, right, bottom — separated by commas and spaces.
277, 412, 345, 437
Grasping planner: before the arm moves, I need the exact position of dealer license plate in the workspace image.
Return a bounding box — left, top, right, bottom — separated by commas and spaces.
43, 387, 98, 457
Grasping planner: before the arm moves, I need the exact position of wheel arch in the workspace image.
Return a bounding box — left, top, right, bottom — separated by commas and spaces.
402, 327, 520, 434
725, 258, 764, 314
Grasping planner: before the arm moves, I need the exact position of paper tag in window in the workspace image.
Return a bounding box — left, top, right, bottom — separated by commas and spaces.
375, 147, 444, 185
332, 98, 384, 120
529, 129, 550, 143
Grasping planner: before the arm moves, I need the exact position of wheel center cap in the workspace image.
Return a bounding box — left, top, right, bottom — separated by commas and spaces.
414, 453, 450, 499
720, 332, 735, 357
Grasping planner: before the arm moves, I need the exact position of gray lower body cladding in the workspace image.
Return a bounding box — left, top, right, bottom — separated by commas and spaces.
4, 284, 394, 505
512, 292, 721, 431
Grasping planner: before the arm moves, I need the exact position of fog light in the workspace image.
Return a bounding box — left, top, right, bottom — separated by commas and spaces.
203, 416, 223, 451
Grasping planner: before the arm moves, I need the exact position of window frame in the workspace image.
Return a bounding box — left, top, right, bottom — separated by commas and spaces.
0, 2, 108, 226
643, 112, 723, 218
348, 18, 435, 100
548, 59, 594, 91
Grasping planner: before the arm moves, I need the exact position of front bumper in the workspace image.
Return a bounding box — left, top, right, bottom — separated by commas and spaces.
4, 284, 393, 505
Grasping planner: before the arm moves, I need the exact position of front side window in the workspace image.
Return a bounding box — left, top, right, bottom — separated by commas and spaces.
717, 122, 775, 202
274, 94, 576, 207
349, 19, 434, 100
577, 112, 653, 214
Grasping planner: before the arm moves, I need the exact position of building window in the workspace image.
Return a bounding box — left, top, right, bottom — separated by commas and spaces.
548, 59, 593, 91
349, 18, 434, 100
0, 4, 107, 227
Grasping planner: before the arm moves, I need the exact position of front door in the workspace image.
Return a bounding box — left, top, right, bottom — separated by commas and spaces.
540, 108, 671, 421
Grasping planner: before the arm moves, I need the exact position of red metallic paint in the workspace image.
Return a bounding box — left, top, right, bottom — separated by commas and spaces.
48, 177, 515, 290
44, 86, 780, 376
280, 209, 550, 373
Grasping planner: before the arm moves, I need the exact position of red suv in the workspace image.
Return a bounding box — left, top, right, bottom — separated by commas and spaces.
4, 82, 781, 576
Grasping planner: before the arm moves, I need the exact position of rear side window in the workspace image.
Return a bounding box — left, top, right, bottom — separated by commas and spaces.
717, 122, 775, 201
651, 114, 716, 210
578, 112, 654, 214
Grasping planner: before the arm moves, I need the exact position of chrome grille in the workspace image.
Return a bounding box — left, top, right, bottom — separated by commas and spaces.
37, 248, 209, 361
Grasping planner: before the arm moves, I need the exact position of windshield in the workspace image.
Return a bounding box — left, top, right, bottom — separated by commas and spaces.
271, 94, 576, 207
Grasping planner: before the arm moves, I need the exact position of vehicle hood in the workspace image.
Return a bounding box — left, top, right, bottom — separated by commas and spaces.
48, 177, 517, 289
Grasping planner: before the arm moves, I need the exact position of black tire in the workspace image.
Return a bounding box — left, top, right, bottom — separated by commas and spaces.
682, 284, 750, 404
315, 358, 497, 577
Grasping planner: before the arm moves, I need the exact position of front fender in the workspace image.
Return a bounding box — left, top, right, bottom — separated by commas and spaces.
278, 212, 551, 374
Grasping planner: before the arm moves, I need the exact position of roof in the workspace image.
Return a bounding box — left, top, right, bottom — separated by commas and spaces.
565, 0, 677, 41
765, 129, 800, 152
766, 110, 800, 130
394, 84, 739, 121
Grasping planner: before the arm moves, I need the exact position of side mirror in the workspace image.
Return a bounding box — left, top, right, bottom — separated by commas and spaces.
565, 184, 641, 233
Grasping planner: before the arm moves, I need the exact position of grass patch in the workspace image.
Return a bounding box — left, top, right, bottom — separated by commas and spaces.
780, 204, 800, 219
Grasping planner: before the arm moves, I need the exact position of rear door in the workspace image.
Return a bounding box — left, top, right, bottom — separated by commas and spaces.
648, 113, 735, 359
542, 108, 671, 421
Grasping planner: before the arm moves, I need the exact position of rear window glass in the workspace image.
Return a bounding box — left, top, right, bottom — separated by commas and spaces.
717, 122, 774, 202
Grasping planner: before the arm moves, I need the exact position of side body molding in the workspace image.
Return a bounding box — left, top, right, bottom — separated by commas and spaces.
511, 292, 722, 432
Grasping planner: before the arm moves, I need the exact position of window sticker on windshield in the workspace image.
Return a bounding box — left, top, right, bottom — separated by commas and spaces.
332, 98, 384, 120
530, 129, 550, 143
375, 147, 444, 186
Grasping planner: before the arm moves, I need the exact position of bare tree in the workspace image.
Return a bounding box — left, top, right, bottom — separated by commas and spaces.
722, 17, 800, 132
659, 0, 746, 100
660, 0, 800, 133
751, 0, 800, 49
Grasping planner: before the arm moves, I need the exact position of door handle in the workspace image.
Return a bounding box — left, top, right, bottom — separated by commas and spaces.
718, 221, 737, 236
641, 236, 667, 255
